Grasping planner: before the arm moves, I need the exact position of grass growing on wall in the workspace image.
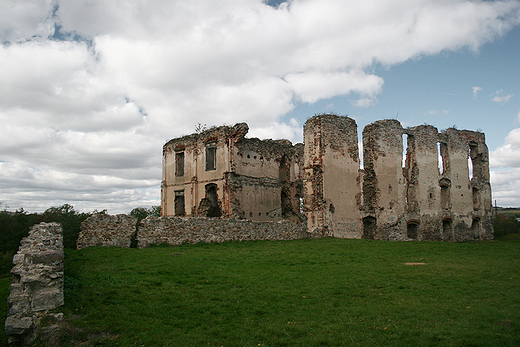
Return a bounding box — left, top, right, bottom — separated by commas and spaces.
2, 238, 520, 346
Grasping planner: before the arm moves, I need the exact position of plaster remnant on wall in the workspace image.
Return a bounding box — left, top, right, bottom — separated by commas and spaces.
5, 222, 64, 345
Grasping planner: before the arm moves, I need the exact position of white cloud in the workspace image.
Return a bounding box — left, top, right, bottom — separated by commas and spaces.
491, 89, 514, 103
490, 126, 520, 207
472, 86, 482, 97
491, 168, 520, 207
490, 128, 520, 169
248, 118, 303, 143
1, 0, 520, 212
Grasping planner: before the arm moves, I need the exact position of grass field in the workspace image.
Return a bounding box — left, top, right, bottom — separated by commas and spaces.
2, 237, 520, 346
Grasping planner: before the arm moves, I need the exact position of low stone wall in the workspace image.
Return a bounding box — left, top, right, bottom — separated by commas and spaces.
77, 214, 137, 249
5, 222, 64, 345
137, 216, 319, 248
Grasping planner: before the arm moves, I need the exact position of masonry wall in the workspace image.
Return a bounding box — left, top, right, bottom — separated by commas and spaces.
162, 123, 303, 222
5, 222, 64, 345
303, 114, 362, 237
76, 214, 137, 249
302, 114, 493, 241
137, 216, 318, 248
362, 119, 406, 239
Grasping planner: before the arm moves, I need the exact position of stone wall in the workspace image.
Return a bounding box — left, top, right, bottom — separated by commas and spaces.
137, 216, 319, 248
5, 222, 64, 345
76, 214, 137, 249
303, 114, 493, 241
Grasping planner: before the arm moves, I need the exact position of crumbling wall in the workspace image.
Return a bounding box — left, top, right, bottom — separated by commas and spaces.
161, 117, 492, 242
76, 214, 137, 249
362, 119, 406, 240
304, 114, 492, 241
359, 122, 493, 241
5, 222, 64, 345
162, 122, 304, 222
231, 138, 304, 221
137, 216, 319, 248
303, 114, 362, 237
162, 123, 249, 218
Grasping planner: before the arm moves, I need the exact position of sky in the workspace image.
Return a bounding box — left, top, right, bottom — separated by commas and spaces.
1, 0, 519, 214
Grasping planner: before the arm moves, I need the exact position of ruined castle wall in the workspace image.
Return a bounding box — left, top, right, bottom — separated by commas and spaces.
363, 119, 406, 240
76, 214, 137, 249
162, 123, 248, 217
304, 115, 362, 237
137, 216, 318, 248
5, 222, 64, 345
443, 129, 493, 241
403, 125, 444, 240
161, 117, 492, 242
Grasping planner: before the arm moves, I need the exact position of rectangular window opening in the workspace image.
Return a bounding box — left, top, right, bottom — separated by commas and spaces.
174, 190, 185, 216
175, 151, 185, 177
206, 142, 217, 171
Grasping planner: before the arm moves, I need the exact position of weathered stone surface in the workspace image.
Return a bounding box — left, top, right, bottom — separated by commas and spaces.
4, 317, 33, 335
5, 222, 64, 345
137, 216, 320, 248
161, 122, 304, 222
31, 288, 64, 312
77, 214, 137, 249
303, 114, 493, 241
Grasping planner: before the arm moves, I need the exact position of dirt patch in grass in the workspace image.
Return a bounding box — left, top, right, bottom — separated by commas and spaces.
403, 262, 427, 265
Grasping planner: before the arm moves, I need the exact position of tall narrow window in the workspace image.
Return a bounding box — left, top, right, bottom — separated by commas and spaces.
175, 151, 184, 177
206, 142, 216, 171
437, 142, 443, 174
174, 190, 185, 216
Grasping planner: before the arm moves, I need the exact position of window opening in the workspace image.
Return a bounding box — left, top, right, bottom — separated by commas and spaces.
439, 142, 449, 175
471, 218, 480, 234
362, 216, 376, 239
206, 142, 216, 171
437, 142, 443, 175
175, 151, 184, 177
174, 190, 185, 216
407, 222, 419, 240
442, 219, 452, 241
402, 134, 408, 168
198, 183, 221, 217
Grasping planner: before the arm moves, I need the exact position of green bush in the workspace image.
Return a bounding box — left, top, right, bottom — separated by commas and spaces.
493, 214, 520, 238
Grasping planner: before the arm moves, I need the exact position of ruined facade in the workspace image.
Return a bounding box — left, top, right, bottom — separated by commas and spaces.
161, 123, 304, 221
162, 115, 493, 242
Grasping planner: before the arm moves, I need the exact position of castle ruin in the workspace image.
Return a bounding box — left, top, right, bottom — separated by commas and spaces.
162, 114, 493, 242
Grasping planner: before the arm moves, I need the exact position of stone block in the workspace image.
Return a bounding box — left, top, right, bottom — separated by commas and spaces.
31, 289, 64, 312
4, 316, 33, 335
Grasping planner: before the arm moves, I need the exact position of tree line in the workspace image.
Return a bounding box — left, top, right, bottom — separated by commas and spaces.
0, 204, 160, 278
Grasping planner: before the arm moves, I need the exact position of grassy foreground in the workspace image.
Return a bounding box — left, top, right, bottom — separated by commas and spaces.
3, 238, 520, 346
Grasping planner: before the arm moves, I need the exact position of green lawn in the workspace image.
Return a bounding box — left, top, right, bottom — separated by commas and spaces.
2, 238, 520, 346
